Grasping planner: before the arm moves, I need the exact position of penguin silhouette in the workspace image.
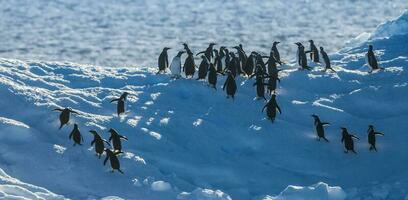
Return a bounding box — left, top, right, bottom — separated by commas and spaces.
243, 52, 256, 77
308, 40, 319, 63
215, 47, 225, 72
266, 71, 280, 95
366, 45, 382, 72
272, 41, 283, 65
227, 52, 238, 77
208, 63, 217, 90
90, 130, 111, 158
197, 43, 216, 61
254, 53, 267, 74
53, 107, 79, 130
108, 128, 128, 152
341, 127, 359, 154
104, 149, 124, 174
222, 72, 237, 99
311, 114, 329, 142
110, 92, 129, 117
295, 43, 312, 70
69, 124, 83, 146
170, 51, 185, 79
157, 47, 170, 74
197, 55, 209, 80
184, 52, 196, 78
253, 70, 267, 100
233, 45, 247, 74
320, 47, 336, 72
367, 125, 384, 152
262, 94, 281, 122
266, 48, 281, 76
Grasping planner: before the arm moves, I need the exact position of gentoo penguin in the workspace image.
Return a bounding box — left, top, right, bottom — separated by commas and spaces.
295, 42, 312, 70
208, 63, 217, 90
272, 41, 283, 65
320, 47, 336, 72
215, 47, 226, 72
308, 40, 319, 63
104, 149, 124, 174
227, 52, 239, 77
170, 51, 185, 79
266, 48, 280, 76
53, 107, 79, 130
222, 72, 237, 99
184, 52, 196, 78
366, 45, 382, 72
243, 52, 256, 77
253, 69, 267, 100
110, 92, 129, 117
233, 45, 247, 74
90, 130, 111, 158
262, 94, 281, 122
182, 43, 193, 55
197, 43, 216, 61
157, 47, 170, 74
367, 125, 384, 152
69, 124, 83, 146
266, 71, 280, 95
197, 55, 209, 80
341, 127, 359, 154
311, 114, 330, 142
108, 128, 128, 152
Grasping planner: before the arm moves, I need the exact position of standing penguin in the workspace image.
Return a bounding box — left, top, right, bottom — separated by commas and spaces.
272, 41, 283, 65
215, 47, 226, 72
367, 125, 384, 152
320, 47, 336, 72
366, 45, 382, 72
157, 47, 170, 74
110, 92, 129, 117
69, 124, 83, 146
108, 128, 128, 152
243, 52, 256, 77
104, 149, 124, 174
311, 114, 330, 142
222, 72, 237, 99
208, 63, 217, 90
197, 43, 216, 61
53, 107, 79, 130
253, 71, 267, 101
341, 127, 359, 154
233, 45, 247, 74
184, 52, 196, 78
197, 55, 209, 80
262, 94, 281, 122
308, 40, 319, 63
170, 51, 185, 79
227, 52, 239, 77
90, 130, 111, 158
266, 71, 280, 95
295, 43, 312, 70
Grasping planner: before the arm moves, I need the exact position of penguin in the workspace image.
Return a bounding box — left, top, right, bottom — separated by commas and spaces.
90, 130, 111, 158
108, 128, 128, 152
262, 94, 281, 122
110, 92, 129, 117
53, 107, 79, 130
320, 47, 336, 72
184, 51, 196, 78
216, 47, 226, 72
227, 52, 238, 77
367, 125, 384, 152
272, 41, 283, 65
233, 45, 247, 74
308, 40, 319, 63
341, 127, 359, 154
265, 71, 280, 95
208, 63, 217, 90
213, 49, 219, 66
182, 43, 193, 55
157, 47, 170, 74
104, 149, 124, 174
223, 48, 231, 73
69, 123, 83, 146
170, 51, 185, 79
253, 69, 267, 100
222, 72, 237, 99
366, 45, 382, 72
196, 55, 209, 80
243, 52, 256, 77
311, 114, 329, 142
266, 48, 280, 76
254, 53, 267, 74
196, 43, 216, 61
295, 43, 312, 70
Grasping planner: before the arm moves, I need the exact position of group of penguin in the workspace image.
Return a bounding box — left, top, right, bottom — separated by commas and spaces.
53, 92, 130, 174
157, 41, 384, 153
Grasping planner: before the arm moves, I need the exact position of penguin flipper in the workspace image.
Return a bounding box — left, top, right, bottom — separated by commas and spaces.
110, 98, 119, 103
103, 156, 109, 165
53, 108, 63, 112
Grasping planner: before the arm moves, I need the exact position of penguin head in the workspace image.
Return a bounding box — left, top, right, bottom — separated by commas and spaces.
89, 130, 98, 135
368, 124, 374, 129
122, 92, 129, 98
311, 114, 318, 119
309, 40, 314, 44
340, 127, 347, 131
319, 47, 324, 51
163, 47, 171, 51
209, 43, 216, 47
273, 41, 280, 46
108, 128, 117, 135
74, 123, 78, 128
368, 45, 373, 50
239, 44, 243, 49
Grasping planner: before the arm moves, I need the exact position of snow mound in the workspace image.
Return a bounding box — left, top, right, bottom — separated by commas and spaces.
177, 188, 232, 200
371, 10, 408, 39
264, 182, 346, 200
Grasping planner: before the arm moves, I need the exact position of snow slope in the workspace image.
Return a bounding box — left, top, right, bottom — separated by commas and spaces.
0, 10, 408, 200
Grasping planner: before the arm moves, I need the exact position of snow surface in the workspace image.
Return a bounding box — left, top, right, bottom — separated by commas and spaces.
0, 8, 407, 200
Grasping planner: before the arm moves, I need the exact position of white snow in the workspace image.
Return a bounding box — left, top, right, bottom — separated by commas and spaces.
151, 181, 172, 192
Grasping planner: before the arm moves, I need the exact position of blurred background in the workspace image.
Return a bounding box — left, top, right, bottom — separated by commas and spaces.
0, 0, 407, 67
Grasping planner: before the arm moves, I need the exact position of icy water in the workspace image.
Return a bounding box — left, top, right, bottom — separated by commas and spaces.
0, 0, 407, 67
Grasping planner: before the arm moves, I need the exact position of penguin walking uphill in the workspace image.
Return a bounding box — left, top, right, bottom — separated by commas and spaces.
253, 68, 268, 101
311, 114, 330, 142
69, 123, 83, 146
262, 94, 282, 122
208, 63, 217, 90
104, 148, 124, 174
183, 43, 196, 78
53, 107, 79, 130
157, 47, 170, 74
320, 47, 336, 73
110, 92, 129, 117
367, 125, 384, 152
170, 51, 185, 79
295, 43, 312, 70
341, 127, 359, 154
90, 130, 111, 158
108, 128, 128, 152
222, 71, 237, 99
197, 55, 209, 80
307, 40, 319, 63
366, 45, 383, 73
